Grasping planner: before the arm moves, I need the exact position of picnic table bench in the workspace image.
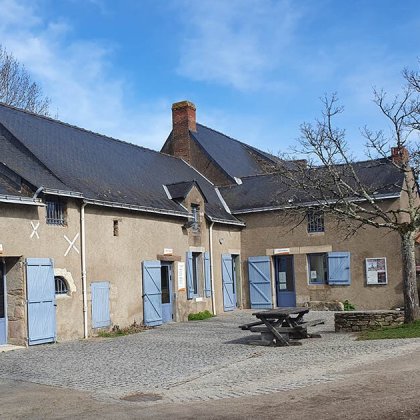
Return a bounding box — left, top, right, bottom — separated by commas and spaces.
239, 307, 324, 346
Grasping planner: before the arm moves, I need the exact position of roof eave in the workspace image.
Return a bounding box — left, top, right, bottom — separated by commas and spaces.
231, 193, 402, 215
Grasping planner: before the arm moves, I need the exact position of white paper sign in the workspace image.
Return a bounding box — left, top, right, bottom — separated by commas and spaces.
177, 262, 186, 291
274, 248, 290, 255
310, 271, 318, 280
366, 258, 387, 285
278, 272, 287, 283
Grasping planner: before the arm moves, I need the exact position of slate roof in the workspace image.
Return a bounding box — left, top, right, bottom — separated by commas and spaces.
0, 103, 240, 224
190, 123, 280, 181
219, 159, 404, 213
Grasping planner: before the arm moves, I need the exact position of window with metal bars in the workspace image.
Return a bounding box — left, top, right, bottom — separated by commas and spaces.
46, 200, 66, 225
54, 276, 68, 295
307, 210, 324, 233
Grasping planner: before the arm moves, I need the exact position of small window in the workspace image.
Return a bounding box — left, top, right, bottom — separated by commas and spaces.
192, 252, 200, 295
191, 204, 200, 232
113, 220, 119, 236
308, 253, 327, 284
46, 200, 66, 226
55, 276, 68, 295
307, 211, 324, 233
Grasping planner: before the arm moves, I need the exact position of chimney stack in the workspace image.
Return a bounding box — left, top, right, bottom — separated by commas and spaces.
391, 146, 409, 164
171, 101, 197, 163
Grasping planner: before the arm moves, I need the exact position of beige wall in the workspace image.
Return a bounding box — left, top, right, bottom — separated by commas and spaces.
239, 201, 405, 310
0, 200, 84, 343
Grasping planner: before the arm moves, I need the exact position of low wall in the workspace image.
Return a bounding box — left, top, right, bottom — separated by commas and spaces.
335, 311, 404, 332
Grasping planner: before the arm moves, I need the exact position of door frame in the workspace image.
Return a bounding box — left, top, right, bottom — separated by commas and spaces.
0, 259, 7, 345
274, 255, 296, 308
161, 261, 173, 323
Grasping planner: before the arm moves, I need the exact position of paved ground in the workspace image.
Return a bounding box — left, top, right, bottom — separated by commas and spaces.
0, 310, 420, 419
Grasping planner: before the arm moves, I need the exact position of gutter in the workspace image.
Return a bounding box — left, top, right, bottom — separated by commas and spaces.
209, 222, 216, 316
0, 194, 44, 206
206, 214, 245, 227
83, 198, 190, 219
231, 193, 402, 215
81, 203, 88, 339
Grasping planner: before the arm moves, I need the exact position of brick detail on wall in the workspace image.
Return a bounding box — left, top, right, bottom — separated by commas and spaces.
334, 311, 404, 332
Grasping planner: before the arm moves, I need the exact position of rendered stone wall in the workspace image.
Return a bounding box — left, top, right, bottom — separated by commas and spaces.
335, 311, 404, 332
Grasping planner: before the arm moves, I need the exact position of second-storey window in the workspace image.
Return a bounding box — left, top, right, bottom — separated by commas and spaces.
307, 210, 324, 233
191, 204, 200, 232
46, 199, 66, 226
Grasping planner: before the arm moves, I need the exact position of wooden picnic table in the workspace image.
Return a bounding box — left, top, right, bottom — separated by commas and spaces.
239, 307, 324, 347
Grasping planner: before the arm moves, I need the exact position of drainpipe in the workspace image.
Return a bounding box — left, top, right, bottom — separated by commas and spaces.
209, 222, 216, 315
32, 185, 44, 199
81, 202, 88, 338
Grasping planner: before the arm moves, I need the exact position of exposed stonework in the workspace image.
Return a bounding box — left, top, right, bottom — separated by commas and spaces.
6, 259, 27, 346
305, 300, 344, 311
335, 311, 405, 332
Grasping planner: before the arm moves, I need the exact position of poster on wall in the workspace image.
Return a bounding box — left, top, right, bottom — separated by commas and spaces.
365, 258, 388, 285
177, 262, 186, 291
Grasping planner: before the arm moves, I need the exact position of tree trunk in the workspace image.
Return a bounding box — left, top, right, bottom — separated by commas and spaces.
400, 231, 420, 323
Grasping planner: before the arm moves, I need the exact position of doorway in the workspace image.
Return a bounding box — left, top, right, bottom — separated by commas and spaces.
222, 254, 238, 311
0, 262, 6, 345
275, 255, 296, 307
161, 262, 173, 323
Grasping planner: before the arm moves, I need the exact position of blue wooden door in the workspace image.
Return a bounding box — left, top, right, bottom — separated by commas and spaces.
275, 256, 296, 307
26, 258, 56, 345
0, 263, 6, 345
222, 254, 236, 311
142, 261, 163, 326
91, 282, 111, 328
248, 256, 272, 309
161, 263, 172, 323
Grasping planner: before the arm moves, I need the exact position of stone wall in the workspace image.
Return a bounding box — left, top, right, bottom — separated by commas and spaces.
335, 311, 404, 332
6, 258, 27, 346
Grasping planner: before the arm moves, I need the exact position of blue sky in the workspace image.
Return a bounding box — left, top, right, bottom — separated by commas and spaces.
0, 0, 419, 156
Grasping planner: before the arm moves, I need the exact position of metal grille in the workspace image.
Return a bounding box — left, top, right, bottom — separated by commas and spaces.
191, 205, 199, 231
54, 276, 68, 295
307, 211, 324, 233
46, 200, 65, 225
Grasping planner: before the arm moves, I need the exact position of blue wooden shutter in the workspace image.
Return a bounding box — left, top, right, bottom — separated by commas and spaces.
222, 254, 235, 311
186, 252, 194, 299
204, 252, 211, 298
91, 282, 111, 328
142, 261, 162, 326
248, 256, 272, 309
26, 258, 56, 345
328, 252, 351, 285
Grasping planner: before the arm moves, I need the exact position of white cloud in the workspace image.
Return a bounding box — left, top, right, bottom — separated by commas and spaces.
0, 0, 171, 150
177, 0, 301, 91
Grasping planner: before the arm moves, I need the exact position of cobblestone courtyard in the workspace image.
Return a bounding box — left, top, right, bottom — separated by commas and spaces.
1, 310, 420, 405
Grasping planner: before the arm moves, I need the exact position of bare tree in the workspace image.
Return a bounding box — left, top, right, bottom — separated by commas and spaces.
0, 44, 50, 116
275, 70, 420, 323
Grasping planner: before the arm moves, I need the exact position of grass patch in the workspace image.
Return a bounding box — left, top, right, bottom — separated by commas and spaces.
97, 321, 151, 338
358, 320, 420, 340
188, 310, 214, 321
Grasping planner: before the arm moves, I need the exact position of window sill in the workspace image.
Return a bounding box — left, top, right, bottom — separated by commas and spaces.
55, 294, 71, 300
307, 231, 325, 236
308, 283, 327, 289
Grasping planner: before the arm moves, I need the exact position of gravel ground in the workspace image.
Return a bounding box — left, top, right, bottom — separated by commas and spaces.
0, 310, 419, 404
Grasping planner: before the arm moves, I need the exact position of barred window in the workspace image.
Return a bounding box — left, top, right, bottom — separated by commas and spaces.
46, 200, 66, 226
191, 204, 200, 232
54, 276, 68, 295
307, 211, 324, 233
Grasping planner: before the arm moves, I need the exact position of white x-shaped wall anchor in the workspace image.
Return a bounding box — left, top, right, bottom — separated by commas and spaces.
64, 233, 80, 257
30, 221, 40, 239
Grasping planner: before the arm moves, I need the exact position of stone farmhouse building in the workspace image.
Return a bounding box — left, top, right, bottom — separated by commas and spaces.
0, 100, 407, 346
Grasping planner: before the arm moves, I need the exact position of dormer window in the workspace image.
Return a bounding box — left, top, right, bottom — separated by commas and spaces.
191, 204, 200, 232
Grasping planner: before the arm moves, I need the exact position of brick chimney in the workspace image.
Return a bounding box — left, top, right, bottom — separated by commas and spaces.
391, 146, 409, 164
171, 101, 197, 163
